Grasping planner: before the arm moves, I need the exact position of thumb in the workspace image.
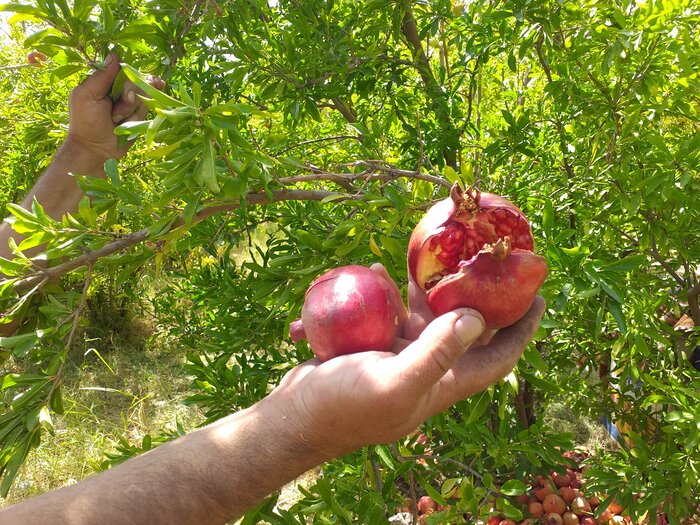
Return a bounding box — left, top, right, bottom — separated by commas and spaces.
394, 308, 485, 394
81, 53, 120, 99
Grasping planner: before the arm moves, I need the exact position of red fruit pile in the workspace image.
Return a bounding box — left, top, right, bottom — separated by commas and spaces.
289, 265, 403, 362
407, 184, 547, 329
511, 452, 635, 525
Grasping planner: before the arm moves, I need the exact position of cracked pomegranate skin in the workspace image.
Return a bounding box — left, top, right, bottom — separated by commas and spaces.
408, 184, 547, 329
290, 265, 402, 362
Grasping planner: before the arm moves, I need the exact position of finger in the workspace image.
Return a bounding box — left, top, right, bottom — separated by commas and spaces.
81, 53, 121, 100
112, 76, 164, 123
392, 308, 485, 396
444, 296, 545, 402
474, 328, 497, 347
402, 280, 435, 340
121, 101, 149, 123
369, 263, 408, 326
147, 74, 166, 91
111, 79, 141, 123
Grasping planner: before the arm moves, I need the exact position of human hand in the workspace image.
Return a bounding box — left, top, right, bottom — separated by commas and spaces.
66, 52, 165, 163
270, 269, 545, 458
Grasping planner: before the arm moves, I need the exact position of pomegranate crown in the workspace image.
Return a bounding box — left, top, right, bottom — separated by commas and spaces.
450, 183, 482, 215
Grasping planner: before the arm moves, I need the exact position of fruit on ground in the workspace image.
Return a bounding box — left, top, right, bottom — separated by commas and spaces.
417, 495, 438, 514
606, 500, 623, 515
547, 513, 564, 525
289, 265, 403, 361
408, 184, 547, 329
529, 501, 544, 518
552, 473, 571, 488
499, 520, 517, 525
571, 496, 592, 515
580, 518, 596, 525
535, 484, 555, 501
563, 512, 581, 525
559, 486, 577, 504
543, 494, 567, 515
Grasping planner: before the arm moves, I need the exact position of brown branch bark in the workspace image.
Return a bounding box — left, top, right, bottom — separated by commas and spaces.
289, 162, 450, 189
400, 6, 458, 169
330, 97, 357, 123
11, 162, 450, 294
648, 229, 686, 289
12, 189, 343, 294
687, 282, 700, 327
534, 30, 577, 231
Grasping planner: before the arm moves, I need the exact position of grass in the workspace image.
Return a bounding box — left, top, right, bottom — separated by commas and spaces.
0, 308, 203, 507
543, 400, 619, 453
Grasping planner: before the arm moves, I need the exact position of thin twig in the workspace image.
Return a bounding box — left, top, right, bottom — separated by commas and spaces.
277, 135, 362, 155
11, 189, 345, 294
687, 282, 700, 327
46, 264, 93, 403
648, 230, 685, 288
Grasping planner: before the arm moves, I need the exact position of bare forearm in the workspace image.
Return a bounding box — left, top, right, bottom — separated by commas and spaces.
0, 396, 329, 525
0, 139, 105, 261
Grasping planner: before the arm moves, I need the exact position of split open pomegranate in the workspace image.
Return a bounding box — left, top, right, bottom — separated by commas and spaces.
408, 184, 547, 329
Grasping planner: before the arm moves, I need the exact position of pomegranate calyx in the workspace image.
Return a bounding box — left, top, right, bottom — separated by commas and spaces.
488, 237, 513, 260
450, 183, 481, 216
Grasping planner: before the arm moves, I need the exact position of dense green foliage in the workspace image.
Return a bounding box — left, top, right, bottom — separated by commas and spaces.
0, 0, 698, 522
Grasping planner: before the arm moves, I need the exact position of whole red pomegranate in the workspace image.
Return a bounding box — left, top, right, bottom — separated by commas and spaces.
408, 184, 547, 328
289, 265, 403, 362
417, 495, 438, 514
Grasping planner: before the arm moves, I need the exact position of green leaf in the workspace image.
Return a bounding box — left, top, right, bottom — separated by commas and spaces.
0, 332, 42, 356
500, 479, 526, 496
51, 64, 83, 80
507, 52, 517, 72
194, 139, 220, 193
608, 300, 627, 335
0, 3, 46, 17
121, 64, 188, 108
383, 184, 406, 212
500, 497, 524, 520
374, 445, 395, 468
443, 165, 460, 185
465, 391, 490, 424
601, 255, 647, 273
522, 345, 547, 371
542, 199, 553, 233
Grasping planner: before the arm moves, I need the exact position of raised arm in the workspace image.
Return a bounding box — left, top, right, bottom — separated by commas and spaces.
0, 53, 163, 262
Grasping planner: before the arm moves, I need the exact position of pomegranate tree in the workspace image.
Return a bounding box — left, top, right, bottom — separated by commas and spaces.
289, 265, 403, 362
408, 184, 547, 328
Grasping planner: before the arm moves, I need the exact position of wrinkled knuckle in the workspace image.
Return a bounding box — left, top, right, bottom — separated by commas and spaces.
429, 337, 457, 376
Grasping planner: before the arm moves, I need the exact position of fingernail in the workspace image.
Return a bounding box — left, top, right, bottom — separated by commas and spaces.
454, 310, 485, 346
105, 53, 114, 66
112, 113, 123, 124
127, 90, 136, 103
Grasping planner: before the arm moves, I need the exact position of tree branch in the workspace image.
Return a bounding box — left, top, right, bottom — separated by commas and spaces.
400, 6, 458, 168
285, 161, 450, 189
277, 135, 362, 155
687, 282, 700, 327
648, 229, 686, 289
10, 161, 450, 294
12, 189, 344, 294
